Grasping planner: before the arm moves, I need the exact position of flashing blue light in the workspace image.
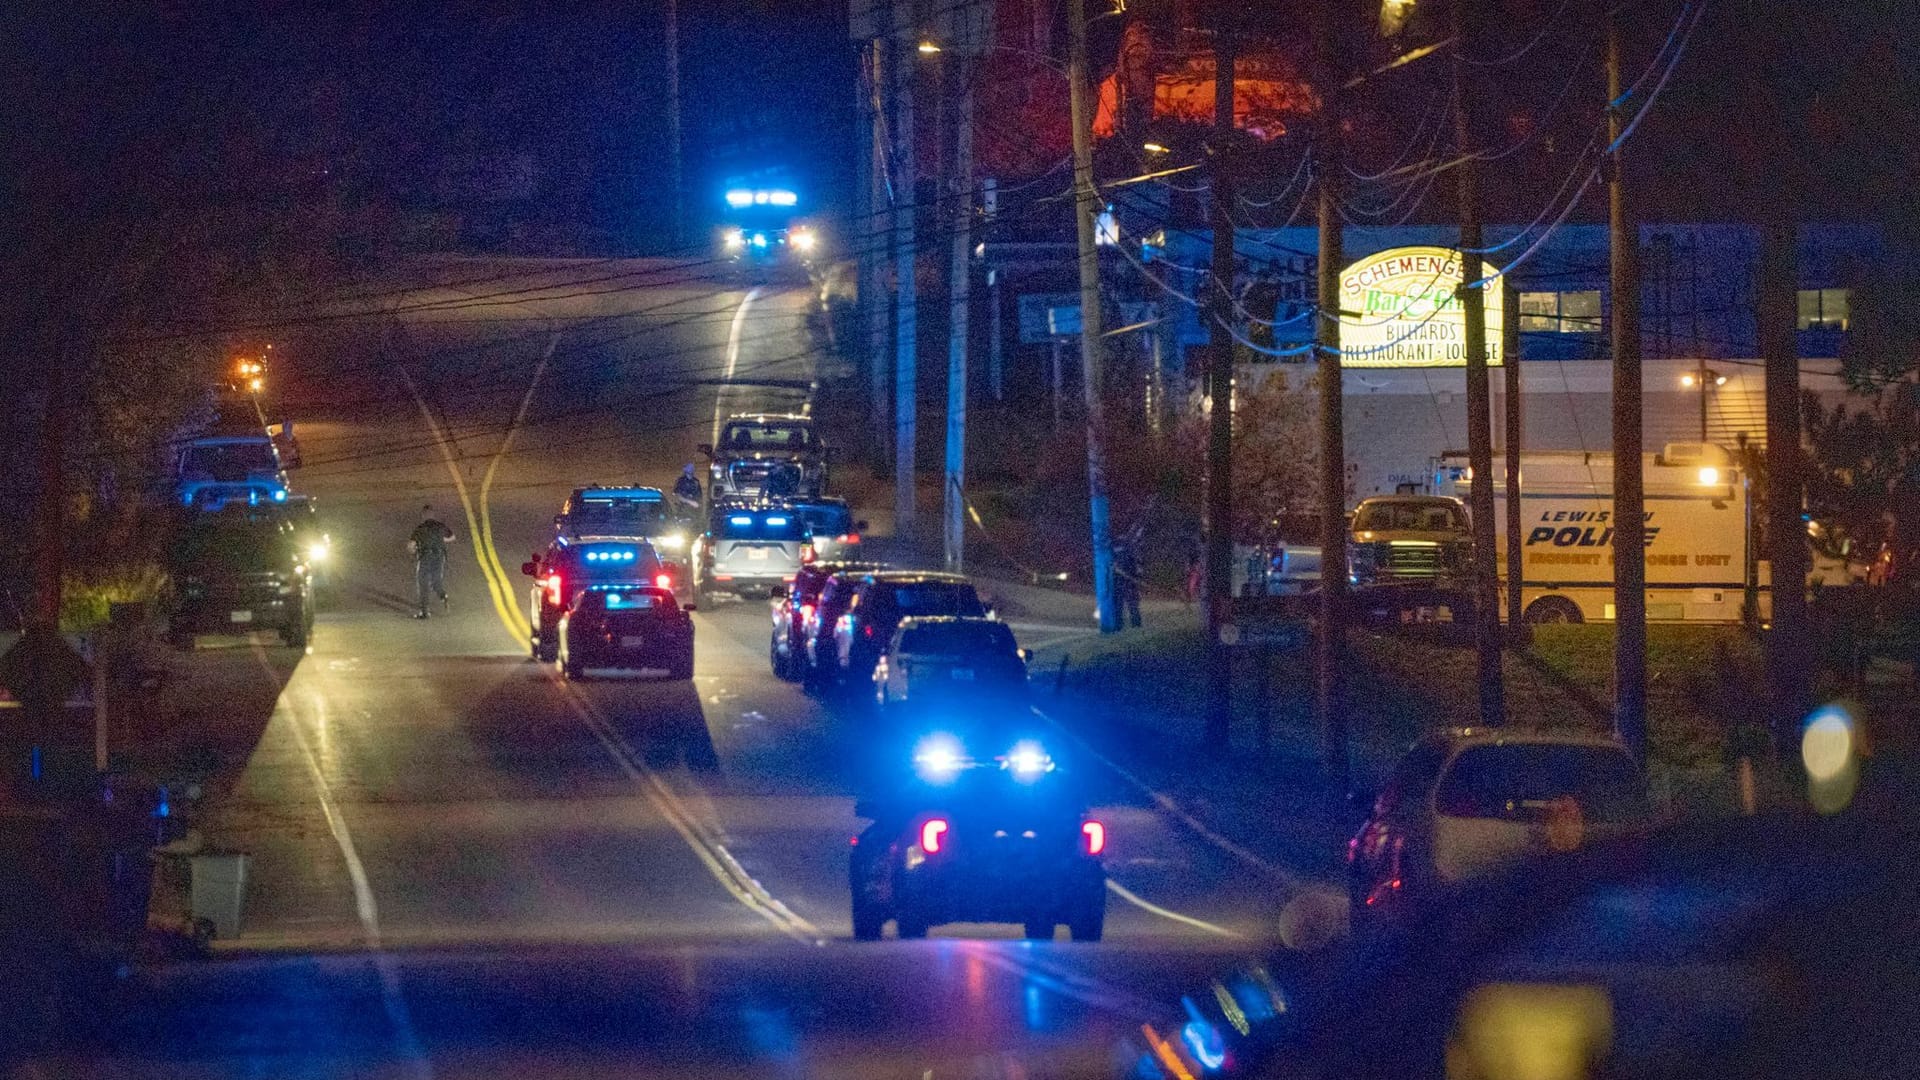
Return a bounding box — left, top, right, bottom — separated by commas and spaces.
1181, 1019, 1227, 1071
1005, 740, 1054, 781
182, 491, 193, 506
248, 490, 259, 506
768, 189, 798, 206
765, 516, 788, 526
730, 515, 753, 526
272, 489, 287, 502
751, 233, 768, 249
583, 488, 663, 502
606, 593, 622, 605
913, 733, 967, 783
725, 189, 753, 207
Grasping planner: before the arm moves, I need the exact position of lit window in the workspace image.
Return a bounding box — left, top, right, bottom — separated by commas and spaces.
1797, 288, 1850, 331
1519, 290, 1602, 333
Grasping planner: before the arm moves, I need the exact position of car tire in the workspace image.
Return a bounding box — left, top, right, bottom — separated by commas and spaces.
1523, 596, 1584, 624
1022, 919, 1055, 942
1068, 888, 1106, 943
851, 896, 886, 942
894, 910, 929, 940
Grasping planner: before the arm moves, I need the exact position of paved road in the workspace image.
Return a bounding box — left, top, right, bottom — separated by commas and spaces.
33, 258, 1313, 1078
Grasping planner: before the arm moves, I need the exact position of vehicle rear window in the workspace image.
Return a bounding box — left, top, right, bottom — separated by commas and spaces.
793, 503, 853, 537
892, 584, 985, 617
900, 621, 1015, 654
577, 588, 676, 613
1354, 502, 1464, 532
569, 498, 666, 536
1435, 744, 1647, 822
716, 514, 807, 541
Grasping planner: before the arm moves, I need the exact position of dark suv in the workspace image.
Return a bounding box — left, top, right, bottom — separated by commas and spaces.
769, 560, 886, 681
168, 508, 314, 649
828, 572, 988, 692
522, 540, 677, 663
555, 584, 694, 681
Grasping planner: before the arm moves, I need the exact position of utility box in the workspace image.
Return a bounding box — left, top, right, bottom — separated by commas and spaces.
190, 852, 249, 940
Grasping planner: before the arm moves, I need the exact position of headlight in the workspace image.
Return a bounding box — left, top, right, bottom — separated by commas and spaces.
306, 541, 330, 563
1004, 740, 1054, 781
656, 532, 687, 551
913, 733, 967, 783
791, 229, 817, 253
723, 229, 745, 251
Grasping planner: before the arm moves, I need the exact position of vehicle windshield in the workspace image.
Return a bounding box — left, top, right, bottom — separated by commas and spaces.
900, 620, 1015, 655
1354, 501, 1465, 532
791, 502, 853, 536
720, 420, 814, 452
179, 441, 277, 480
568, 498, 667, 536
172, 522, 294, 572
1435, 744, 1648, 822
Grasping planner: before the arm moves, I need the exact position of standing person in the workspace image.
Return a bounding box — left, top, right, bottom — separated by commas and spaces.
1113, 526, 1144, 629
408, 505, 455, 619
673, 464, 703, 511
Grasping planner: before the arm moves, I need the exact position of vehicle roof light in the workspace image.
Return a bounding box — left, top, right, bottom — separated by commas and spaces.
731, 515, 753, 526
765, 516, 788, 526
768, 189, 798, 206
725, 189, 753, 207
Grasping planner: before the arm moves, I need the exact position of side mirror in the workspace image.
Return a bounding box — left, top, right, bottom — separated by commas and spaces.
1019, 648, 1034, 664
684, 601, 698, 612
770, 584, 788, 600
854, 520, 869, 533
521, 560, 538, 577
696, 443, 714, 458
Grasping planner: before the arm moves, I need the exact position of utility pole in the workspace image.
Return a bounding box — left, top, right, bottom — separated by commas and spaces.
1455, 0, 1504, 725
1503, 280, 1523, 632
1606, 13, 1647, 762
1203, 28, 1238, 748
866, 34, 893, 468
1760, 219, 1808, 751
1315, 0, 1350, 786
894, 20, 919, 538
1068, 0, 1119, 633
664, 0, 684, 247
943, 52, 975, 572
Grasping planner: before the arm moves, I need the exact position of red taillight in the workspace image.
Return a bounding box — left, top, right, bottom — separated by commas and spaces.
544, 573, 564, 607
800, 544, 815, 564
800, 602, 815, 621
841, 533, 861, 545
1081, 820, 1106, 856
863, 625, 874, 638
654, 573, 672, 589
920, 818, 949, 854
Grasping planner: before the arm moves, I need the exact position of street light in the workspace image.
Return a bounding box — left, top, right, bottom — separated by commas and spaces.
917, 40, 942, 54
1142, 142, 1171, 155
1681, 367, 1724, 441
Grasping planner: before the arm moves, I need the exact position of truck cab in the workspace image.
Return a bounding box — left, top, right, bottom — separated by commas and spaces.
173, 434, 291, 511
698, 413, 826, 500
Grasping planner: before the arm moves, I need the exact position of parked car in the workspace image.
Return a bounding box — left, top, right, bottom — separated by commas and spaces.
1347, 494, 1474, 623
786, 497, 867, 562
523, 540, 677, 664
698, 413, 826, 500
830, 572, 988, 692
769, 561, 886, 681
1347, 728, 1652, 922
872, 616, 1030, 708
167, 507, 313, 649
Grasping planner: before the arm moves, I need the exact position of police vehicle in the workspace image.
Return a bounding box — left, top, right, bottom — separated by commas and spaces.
699, 413, 827, 500
554, 583, 695, 681
521, 539, 680, 664
849, 725, 1107, 942
553, 485, 696, 589
696, 505, 813, 601
167, 507, 314, 650
718, 184, 819, 278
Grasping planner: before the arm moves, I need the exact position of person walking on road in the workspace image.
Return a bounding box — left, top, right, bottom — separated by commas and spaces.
409, 505, 455, 619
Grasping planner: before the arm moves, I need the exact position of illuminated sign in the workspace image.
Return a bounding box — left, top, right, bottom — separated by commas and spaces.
1338, 246, 1505, 368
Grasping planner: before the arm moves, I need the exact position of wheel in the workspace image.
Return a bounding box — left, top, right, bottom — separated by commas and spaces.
1068, 886, 1106, 942
851, 895, 886, 942
1523, 596, 1584, 625
770, 635, 791, 680
895, 909, 929, 939
1023, 918, 1056, 942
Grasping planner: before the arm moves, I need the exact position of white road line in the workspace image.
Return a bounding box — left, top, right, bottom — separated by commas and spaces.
1105, 880, 1242, 939
711, 286, 764, 447
252, 648, 432, 1077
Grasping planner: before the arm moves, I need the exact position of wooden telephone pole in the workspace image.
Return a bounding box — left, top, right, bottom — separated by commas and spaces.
1606, 12, 1648, 761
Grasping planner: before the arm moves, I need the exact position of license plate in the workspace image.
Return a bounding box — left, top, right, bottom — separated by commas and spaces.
229, 610, 253, 624
620, 635, 647, 649
747, 548, 769, 560
950, 668, 974, 681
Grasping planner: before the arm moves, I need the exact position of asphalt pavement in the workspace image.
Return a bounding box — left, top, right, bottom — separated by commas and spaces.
21, 258, 1324, 1078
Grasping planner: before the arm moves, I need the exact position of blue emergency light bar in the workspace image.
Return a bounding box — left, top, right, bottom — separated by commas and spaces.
725, 188, 798, 208
583, 548, 638, 563
582, 488, 662, 502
